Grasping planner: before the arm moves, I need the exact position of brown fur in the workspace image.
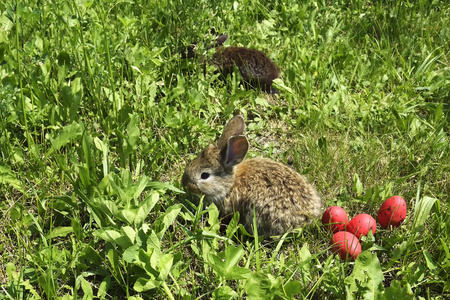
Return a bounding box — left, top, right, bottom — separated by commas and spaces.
181, 35, 280, 94
213, 47, 280, 94
182, 116, 323, 238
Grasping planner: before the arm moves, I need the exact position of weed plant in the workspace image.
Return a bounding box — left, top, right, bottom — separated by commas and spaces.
0, 0, 449, 299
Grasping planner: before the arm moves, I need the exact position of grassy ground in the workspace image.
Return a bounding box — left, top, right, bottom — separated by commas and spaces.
1, 0, 449, 299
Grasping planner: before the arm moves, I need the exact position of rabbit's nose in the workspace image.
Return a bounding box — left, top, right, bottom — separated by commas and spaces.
181, 173, 201, 195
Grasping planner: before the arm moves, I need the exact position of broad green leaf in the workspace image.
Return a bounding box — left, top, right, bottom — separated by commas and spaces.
128, 297, 144, 300
413, 196, 438, 231
344, 251, 384, 299
94, 137, 108, 153
272, 78, 293, 93
156, 253, 174, 281
102, 170, 150, 207
5, 263, 15, 280
434, 102, 444, 124
245, 272, 284, 300
353, 173, 363, 196
135, 248, 157, 275
48, 122, 83, 155
21, 279, 41, 298
76, 165, 91, 193
132, 175, 150, 201
154, 204, 182, 239
383, 280, 415, 299
93, 229, 121, 242
135, 192, 159, 227
0, 14, 13, 34
46, 226, 74, 239
146, 181, 185, 193
226, 211, 240, 238
129, 246, 175, 292
255, 96, 269, 107
97, 276, 110, 299
69, 78, 82, 122
299, 243, 312, 263
208, 246, 252, 280
118, 209, 137, 225
207, 202, 220, 232
93, 229, 132, 249
169, 86, 185, 102
284, 280, 303, 298
118, 16, 138, 28
149, 248, 162, 272
80, 277, 93, 300
127, 114, 140, 150
107, 171, 133, 203
97, 200, 119, 219
213, 286, 238, 300
134, 278, 160, 292
34, 35, 43, 51
123, 244, 141, 264
83, 246, 103, 266
423, 251, 438, 271
122, 226, 136, 245
223, 246, 247, 272
0, 164, 24, 192
146, 230, 161, 251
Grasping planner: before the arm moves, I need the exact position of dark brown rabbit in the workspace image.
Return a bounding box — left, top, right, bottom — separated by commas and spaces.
182, 115, 323, 238
182, 34, 280, 94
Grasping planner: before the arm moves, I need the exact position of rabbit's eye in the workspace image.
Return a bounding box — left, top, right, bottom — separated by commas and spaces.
200, 172, 210, 180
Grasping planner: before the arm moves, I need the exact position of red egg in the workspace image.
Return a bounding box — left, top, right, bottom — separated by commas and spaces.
347, 213, 377, 238
378, 196, 407, 229
330, 231, 362, 261
322, 206, 349, 233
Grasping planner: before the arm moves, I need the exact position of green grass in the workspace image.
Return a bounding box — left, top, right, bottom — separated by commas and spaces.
1, 0, 449, 298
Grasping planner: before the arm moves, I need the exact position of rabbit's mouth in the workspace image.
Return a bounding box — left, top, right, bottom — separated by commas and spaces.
184, 183, 202, 196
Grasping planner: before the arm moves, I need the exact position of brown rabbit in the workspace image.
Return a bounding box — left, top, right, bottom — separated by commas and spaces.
182, 34, 280, 94
182, 115, 323, 238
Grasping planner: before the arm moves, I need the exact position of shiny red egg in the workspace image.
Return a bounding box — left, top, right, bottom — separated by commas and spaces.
330, 231, 362, 261
378, 196, 407, 229
322, 206, 349, 233
347, 213, 377, 238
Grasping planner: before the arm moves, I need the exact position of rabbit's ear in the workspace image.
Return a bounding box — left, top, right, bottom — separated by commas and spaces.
217, 115, 245, 149
216, 34, 228, 46
206, 34, 228, 50
223, 135, 248, 168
